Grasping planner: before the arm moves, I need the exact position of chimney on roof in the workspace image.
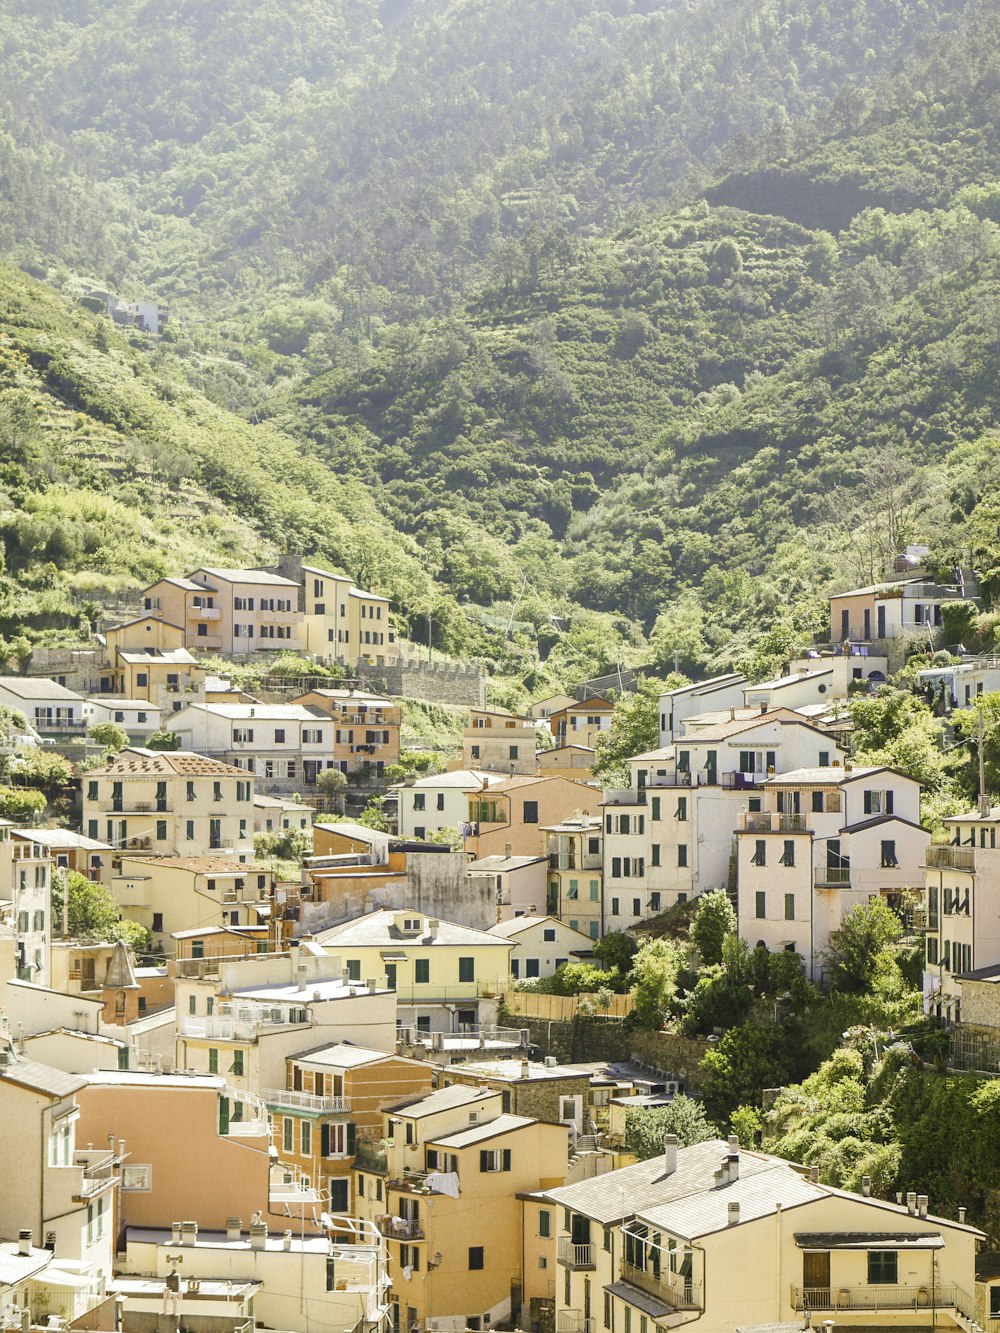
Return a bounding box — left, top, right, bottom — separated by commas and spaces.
729, 707, 735, 721
844, 760, 853, 773
664, 1134, 678, 1176
427, 919, 439, 940
959, 1206, 967, 1224
249, 1221, 267, 1251
180, 1221, 198, 1247
906, 1192, 917, 1215
17, 1230, 32, 1257
809, 1165, 820, 1184
980, 795, 992, 819
728, 1201, 740, 1226
226, 1217, 242, 1242
171, 1222, 182, 1245
727, 1151, 739, 1183
918, 1194, 928, 1219
296, 963, 308, 993
504, 843, 513, 860
759, 702, 767, 715
520, 1058, 530, 1080
861, 1175, 871, 1197
282, 1230, 293, 1251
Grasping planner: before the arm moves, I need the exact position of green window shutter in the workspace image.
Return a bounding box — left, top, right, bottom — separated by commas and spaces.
321, 1123, 331, 1157
218, 1097, 230, 1135
502, 1148, 511, 1171
480, 1149, 489, 1172
346, 1122, 356, 1156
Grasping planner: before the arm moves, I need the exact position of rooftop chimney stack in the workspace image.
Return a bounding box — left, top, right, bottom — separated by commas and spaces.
180, 1221, 198, 1247
918, 1194, 928, 1219
728, 1201, 740, 1226
906, 1192, 917, 1215
249, 1221, 268, 1251
520, 1058, 530, 1080
664, 1134, 678, 1176
727, 1151, 740, 1183
17, 1230, 31, 1257
861, 1175, 871, 1197
171, 1222, 182, 1245
959, 1206, 967, 1224
226, 1217, 242, 1243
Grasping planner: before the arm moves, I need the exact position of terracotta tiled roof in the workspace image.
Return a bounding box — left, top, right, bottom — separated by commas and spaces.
86, 749, 247, 777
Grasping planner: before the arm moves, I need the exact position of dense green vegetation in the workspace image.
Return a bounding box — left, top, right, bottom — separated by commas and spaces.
1, 0, 1000, 694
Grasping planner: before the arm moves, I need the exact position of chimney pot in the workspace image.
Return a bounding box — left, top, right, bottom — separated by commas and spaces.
906, 1191, 917, 1215
727, 1151, 740, 1182
520, 1059, 530, 1079
249, 1222, 268, 1251
17, 1230, 32, 1256
861, 1175, 871, 1197
283, 1230, 293, 1251
728, 1201, 740, 1226
918, 1194, 928, 1219
171, 1222, 182, 1245
959, 1206, 967, 1224
664, 1134, 678, 1175
226, 1217, 242, 1242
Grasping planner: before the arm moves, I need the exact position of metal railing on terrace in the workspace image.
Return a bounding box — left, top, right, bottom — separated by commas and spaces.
620, 1261, 702, 1310
926, 845, 976, 871
263, 1087, 351, 1114
791, 1284, 973, 1316
557, 1239, 595, 1270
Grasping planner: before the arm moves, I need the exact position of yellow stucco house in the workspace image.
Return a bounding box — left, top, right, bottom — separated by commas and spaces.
352, 1083, 568, 1333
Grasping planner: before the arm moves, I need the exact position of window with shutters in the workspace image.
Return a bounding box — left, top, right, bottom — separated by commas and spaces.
677, 845, 688, 867
231, 1050, 244, 1076
784, 893, 795, 921
751, 840, 766, 866
480, 1148, 511, 1172
469, 1247, 484, 1270
755, 891, 766, 919
415, 959, 430, 983
779, 840, 795, 867
458, 957, 475, 982
283, 1118, 293, 1152
880, 840, 898, 868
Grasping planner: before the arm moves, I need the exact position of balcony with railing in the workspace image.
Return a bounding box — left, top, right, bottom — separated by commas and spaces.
379, 1214, 424, 1240
557, 1313, 594, 1333
926, 845, 976, 871
815, 866, 852, 886
721, 771, 763, 790
557, 1239, 596, 1270
620, 1262, 703, 1311
263, 1087, 351, 1114
74, 1149, 119, 1198
790, 1284, 973, 1316
354, 1141, 388, 1174
386, 1167, 462, 1196
188, 605, 222, 621
179, 1006, 310, 1042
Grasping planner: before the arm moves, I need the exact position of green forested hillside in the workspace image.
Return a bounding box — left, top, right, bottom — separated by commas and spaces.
0, 0, 1000, 685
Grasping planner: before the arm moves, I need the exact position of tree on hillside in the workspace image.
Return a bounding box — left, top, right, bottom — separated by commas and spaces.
824, 899, 903, 994
689, 890, 737, 966
89, 722, 129, 753
593, 677, 674, 786
593, 930, 638, 977
317, 766, 348, 813
624, 1098, 715, 1159
700, 1022, 797, 1129
627, 936, 685, 1030
54, 871, 149, 951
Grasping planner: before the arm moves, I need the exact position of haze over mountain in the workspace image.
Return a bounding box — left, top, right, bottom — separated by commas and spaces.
1, 0, 999, 686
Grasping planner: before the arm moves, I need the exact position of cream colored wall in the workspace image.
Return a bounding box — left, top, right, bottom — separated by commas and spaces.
82, 769, 255, 860
124, 1236, 376, 1333
521, 1197, 558, 1308
335, 939, 512, 999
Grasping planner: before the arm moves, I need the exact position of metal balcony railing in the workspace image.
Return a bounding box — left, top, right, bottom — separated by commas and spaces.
926, 846, 976, 871
263, 1087, 351, 1114
620, 1262, 702, 1309
791, 1284, 973, 1316
557, 1313, 594, 1333
380, 1215, 424, 1240
816, 866, 851, 886
557, 1239, 595, 1270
